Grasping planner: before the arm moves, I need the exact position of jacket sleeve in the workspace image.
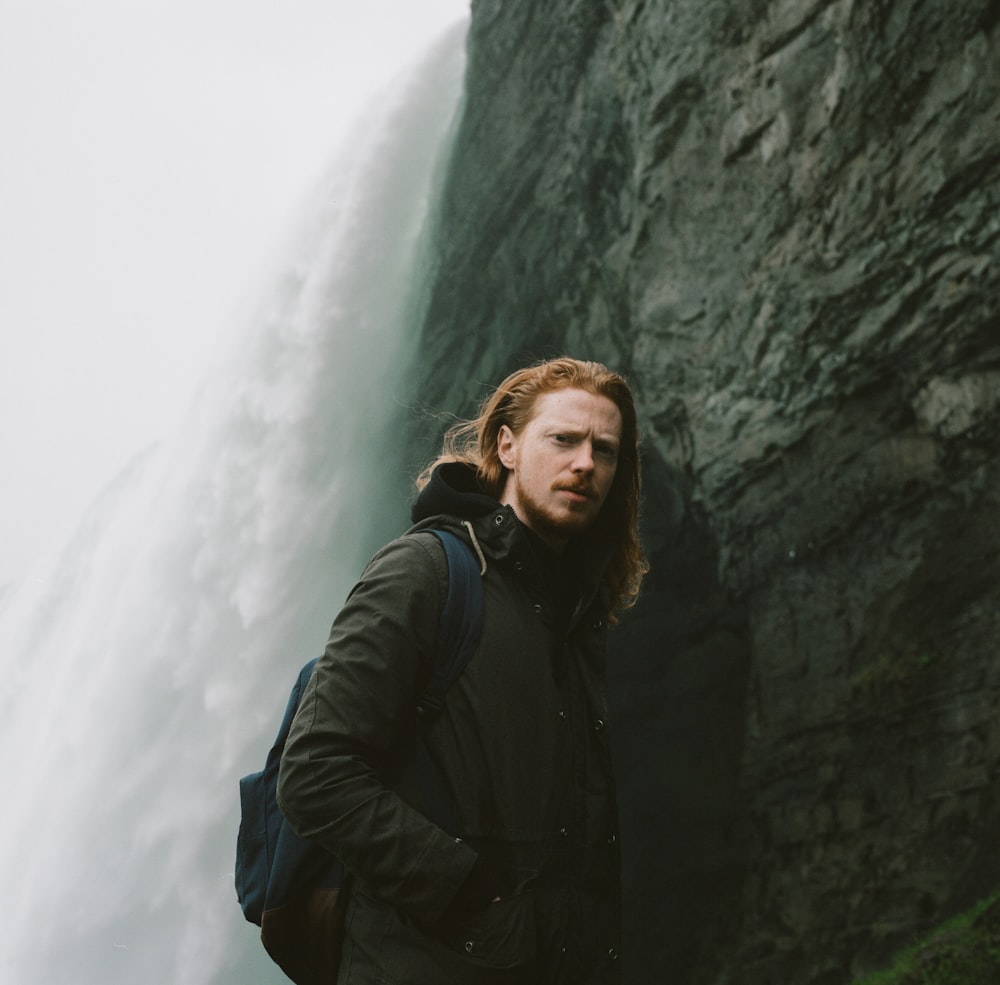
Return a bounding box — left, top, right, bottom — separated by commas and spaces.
276, 534, 478, 923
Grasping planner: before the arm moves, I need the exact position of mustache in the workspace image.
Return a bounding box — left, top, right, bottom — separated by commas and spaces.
555, 481, 594, 497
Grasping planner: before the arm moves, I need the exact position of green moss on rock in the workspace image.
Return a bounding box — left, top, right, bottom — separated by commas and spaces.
854, 893, 1000, 985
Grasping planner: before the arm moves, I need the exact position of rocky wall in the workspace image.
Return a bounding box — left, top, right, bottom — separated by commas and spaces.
401, 1, 1000, 981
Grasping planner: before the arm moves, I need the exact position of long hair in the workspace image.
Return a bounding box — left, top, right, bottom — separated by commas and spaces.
417, 357, 648, 618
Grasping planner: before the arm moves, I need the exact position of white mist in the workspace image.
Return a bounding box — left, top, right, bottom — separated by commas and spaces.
0, 23, 465, 985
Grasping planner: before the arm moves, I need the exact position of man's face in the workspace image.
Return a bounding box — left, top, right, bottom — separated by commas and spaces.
497, 386, 623, 552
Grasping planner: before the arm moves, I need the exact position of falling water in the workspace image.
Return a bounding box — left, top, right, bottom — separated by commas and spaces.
0, 22, 466, 985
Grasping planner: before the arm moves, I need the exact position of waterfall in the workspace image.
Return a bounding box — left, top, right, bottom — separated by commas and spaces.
0, 22, 466, 985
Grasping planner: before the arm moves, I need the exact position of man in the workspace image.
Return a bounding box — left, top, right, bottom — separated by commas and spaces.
278, 357, 648, 984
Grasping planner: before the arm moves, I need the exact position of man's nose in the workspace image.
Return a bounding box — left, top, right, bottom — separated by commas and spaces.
571, 442, 595, 472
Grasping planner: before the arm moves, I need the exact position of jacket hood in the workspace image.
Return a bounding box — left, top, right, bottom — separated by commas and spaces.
410, 462, 499, 524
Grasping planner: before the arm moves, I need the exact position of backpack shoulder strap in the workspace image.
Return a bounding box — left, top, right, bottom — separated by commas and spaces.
416, 528, 485, 718
275, 657, 320, 748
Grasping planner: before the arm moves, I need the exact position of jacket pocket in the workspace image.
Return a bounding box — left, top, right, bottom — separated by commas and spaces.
349, 887, 537, 983
437, 890, 537, 970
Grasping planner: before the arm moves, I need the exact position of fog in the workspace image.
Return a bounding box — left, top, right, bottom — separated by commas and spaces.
0, 18, 466, 984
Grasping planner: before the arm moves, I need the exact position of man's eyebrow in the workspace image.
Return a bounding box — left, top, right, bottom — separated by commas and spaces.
547, 424, 620, 447
593, 431, 620, 446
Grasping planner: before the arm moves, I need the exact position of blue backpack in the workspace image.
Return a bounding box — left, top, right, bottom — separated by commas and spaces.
235, 530, 484, 985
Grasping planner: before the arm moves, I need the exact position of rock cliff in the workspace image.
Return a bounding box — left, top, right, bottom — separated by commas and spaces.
398, 1, 1000, 981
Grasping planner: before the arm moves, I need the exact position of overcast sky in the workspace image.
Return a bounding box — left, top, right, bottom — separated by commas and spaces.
0, 0, 469, 588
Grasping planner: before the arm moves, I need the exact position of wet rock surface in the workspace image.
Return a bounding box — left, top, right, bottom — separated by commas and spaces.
401, 1, 1000, 981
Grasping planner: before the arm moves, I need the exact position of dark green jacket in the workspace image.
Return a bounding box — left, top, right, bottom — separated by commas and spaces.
277, 463, 622, 984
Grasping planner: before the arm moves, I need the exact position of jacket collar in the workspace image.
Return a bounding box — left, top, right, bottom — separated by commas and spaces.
411, 463, 612, 621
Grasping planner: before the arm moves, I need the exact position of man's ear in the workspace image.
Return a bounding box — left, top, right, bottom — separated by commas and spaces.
497, 424, 516, 470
